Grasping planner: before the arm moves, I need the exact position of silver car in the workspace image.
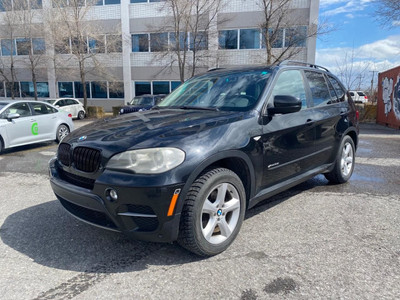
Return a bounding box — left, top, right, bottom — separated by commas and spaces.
0, 100, 74, 154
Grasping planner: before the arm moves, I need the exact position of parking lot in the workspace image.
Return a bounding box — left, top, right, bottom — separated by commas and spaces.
0, 121, 399, 299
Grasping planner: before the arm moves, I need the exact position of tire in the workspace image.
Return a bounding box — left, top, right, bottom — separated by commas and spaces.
56, 124, 70, 143
324, 135, 355, 184
178, 168, 246, 256
77, 111, 85, 120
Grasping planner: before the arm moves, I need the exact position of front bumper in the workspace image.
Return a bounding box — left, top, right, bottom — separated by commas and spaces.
49, 158, 184, 243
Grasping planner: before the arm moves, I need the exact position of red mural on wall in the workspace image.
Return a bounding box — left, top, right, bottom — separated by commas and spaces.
377, 66, 400, 129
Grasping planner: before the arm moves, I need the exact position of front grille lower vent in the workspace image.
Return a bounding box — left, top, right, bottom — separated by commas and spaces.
73, 147, 101, 173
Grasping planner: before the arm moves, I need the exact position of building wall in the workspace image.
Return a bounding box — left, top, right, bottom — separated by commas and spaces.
0, 0, 319, 111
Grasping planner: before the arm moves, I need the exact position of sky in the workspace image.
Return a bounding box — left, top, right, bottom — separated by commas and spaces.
315, 0, 400, 90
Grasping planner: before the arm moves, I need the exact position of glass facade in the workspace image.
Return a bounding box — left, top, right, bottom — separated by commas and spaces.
58, 82, 74, 97
21, 82, 49, 98
135, 82, 151, 96
91, 82, 108, 98
153, 81, 169, 95
150, 33, 168, 52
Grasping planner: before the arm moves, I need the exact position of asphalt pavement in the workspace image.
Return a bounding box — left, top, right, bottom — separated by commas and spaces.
0, 122, 399, 299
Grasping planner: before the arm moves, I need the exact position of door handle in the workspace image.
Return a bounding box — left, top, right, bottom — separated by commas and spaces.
306, 119, 315, 126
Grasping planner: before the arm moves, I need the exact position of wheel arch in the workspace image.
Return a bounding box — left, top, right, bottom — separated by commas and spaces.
176, 150, 256, 216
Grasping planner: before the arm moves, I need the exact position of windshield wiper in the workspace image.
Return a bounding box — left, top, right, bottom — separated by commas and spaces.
178, 106, 219, 111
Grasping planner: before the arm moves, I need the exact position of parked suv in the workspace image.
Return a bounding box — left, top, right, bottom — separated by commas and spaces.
119, 94, 166, 115
49, 62, 359, 256
349, 91, 368, 104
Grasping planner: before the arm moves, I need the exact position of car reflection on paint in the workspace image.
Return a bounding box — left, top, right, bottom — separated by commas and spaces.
0, 100, 74, 154
119, 94, 166, 115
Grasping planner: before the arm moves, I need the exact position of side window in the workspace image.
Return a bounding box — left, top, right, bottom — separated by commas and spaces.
270, 70, 308, 108
325, 75, 338, 104
5, 103, 32, 117
57, 100, 66, 107
65, 99, 76, 105
31, 103, 56, 115
304, 71, 331, 107
328, 76, 346, 102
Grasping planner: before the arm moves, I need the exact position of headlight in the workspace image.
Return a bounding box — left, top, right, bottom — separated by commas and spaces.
106, 147, 185, 174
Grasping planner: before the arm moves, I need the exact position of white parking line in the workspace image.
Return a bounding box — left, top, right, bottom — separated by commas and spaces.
40, 151, 56, 156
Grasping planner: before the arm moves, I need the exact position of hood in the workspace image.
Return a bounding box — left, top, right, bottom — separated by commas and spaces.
63, 108, 245, 156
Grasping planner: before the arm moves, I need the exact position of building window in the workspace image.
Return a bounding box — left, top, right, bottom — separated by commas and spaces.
131, 0, 146, 2
0, 82, 5, 97
1, 39, 16, 56
91, 81, 107, 98
239, 29, 260, 49
21, 82, 49, 98
55, 38, 70, 54
171, 81, 181, 91
132, 34, 149, 52
16, 38, 31, 55
169, 32, 187, 51
262, 28, 284, 49
153, 81, 169, 95
106, 34, 122, 53
218, 30, 238, 49
58, 82, 74, 97
109, 82, 124, 98
135, 82, 151, 96
88, 36, 105, 53
190, 31, 208, 51
6, 82, 20, 98
32, 38, 46, 54
150, 33, 168, 52
105, 0, 120, 4
285, 26, 307, 47
74, 82, 90, 98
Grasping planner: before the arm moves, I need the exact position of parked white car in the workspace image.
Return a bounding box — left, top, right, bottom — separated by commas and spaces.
349, 91, 368, 104
0, 100, 74, 154
45, 98, 86, 119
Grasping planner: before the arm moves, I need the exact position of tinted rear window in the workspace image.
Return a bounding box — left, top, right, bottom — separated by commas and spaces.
357, 92, 365, 96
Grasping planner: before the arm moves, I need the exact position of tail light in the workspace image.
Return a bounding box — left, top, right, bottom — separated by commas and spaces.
364, 96, 368, 100
356, 111, 359, 121
68, 113, 72, 118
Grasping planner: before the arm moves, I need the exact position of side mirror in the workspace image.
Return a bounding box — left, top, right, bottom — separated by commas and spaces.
7, 113, 20, 121
267, 95, 302, 115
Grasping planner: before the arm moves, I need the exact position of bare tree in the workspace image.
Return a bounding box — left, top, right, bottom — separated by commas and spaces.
0, 0, 18, 98
13, 0, 46, 99
375, 0, 400, 27
335, 49, 370, 91
51, 0, 123, 108
259, 0, 319, 64
154, 0, 224, 82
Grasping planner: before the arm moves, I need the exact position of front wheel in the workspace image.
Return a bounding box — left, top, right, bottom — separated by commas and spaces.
178, 168, 246, 256
324, 135, 355, 184
56, 124, 70, 143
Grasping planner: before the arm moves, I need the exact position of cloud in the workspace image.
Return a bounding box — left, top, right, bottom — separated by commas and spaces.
316, 35, 400, 89
321, 0, 374, 17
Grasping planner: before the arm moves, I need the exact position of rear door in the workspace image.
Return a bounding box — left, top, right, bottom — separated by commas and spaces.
260, 69, 317, 188
303, 71, 347, 166
29, 102, 58, 140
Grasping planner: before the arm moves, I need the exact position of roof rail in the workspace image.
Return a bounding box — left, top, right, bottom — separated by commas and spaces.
207, 67, 225, 72
278, 60, 331, 73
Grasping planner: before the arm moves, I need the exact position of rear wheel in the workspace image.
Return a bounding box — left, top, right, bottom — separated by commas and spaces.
324, 135, 355, 184
77, 110, 85, 120
178, 168, 246, 256
56, 124, 70, 143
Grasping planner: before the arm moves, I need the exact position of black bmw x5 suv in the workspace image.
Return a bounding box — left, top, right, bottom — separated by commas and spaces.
49, 61, 359, 256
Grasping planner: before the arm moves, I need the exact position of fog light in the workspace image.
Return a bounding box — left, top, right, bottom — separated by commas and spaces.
106, 188, 118, 202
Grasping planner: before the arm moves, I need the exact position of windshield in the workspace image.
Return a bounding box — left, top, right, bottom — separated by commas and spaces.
43, 100, 56, 104
0, 103, 8, 111
159, 69, 271, 111
130, 96, 154, 106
